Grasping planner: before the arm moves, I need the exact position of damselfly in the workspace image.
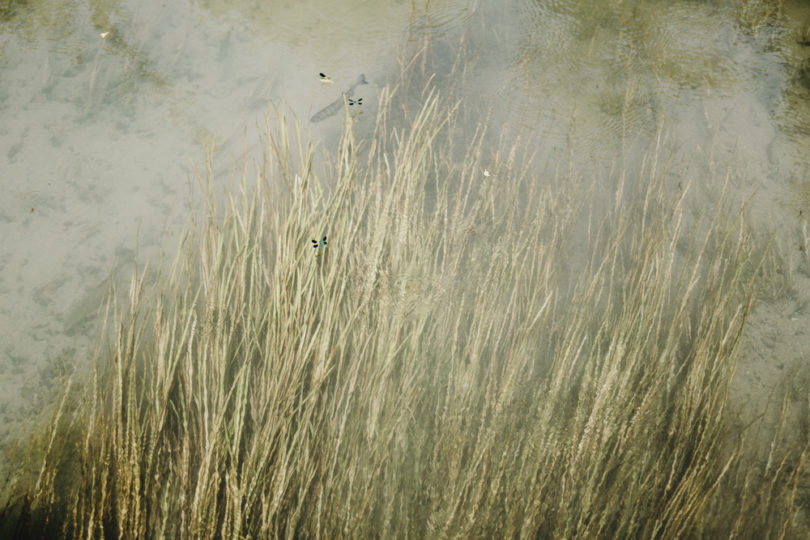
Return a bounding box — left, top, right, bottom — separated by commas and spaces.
311, 74, 367, 122
312, 236, 328, 255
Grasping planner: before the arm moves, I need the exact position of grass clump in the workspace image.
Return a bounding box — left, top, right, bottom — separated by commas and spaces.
1, 81, 808, 538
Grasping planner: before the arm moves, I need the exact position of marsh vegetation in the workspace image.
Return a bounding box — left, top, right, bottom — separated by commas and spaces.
3, 17, 810, 540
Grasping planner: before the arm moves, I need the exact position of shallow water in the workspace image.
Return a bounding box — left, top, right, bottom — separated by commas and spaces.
1, 0, 810, 468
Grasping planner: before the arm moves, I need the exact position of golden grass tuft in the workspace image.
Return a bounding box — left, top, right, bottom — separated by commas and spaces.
2, 80, 809, 538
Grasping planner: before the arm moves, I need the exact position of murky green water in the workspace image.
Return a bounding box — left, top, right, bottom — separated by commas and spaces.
1, 0, 809, 471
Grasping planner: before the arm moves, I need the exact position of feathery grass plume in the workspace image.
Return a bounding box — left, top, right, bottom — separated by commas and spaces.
2, 48, 810, 540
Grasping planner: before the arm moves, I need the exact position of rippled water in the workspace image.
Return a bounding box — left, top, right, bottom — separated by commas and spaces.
1, 0, 810, 464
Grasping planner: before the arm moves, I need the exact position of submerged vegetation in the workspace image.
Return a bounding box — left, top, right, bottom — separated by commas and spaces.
2, 35, 810, 540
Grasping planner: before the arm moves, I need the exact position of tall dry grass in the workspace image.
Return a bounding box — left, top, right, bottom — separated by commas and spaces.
2, 76, 808, 538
